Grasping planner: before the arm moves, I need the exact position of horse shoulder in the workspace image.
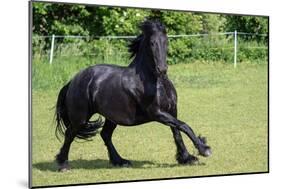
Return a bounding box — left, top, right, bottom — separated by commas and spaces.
151, 77, 177, 116
165, 78, 177, 103
121, 71, 142, 100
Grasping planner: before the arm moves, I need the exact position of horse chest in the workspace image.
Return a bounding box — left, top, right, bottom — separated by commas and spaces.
156, 80, 176, 111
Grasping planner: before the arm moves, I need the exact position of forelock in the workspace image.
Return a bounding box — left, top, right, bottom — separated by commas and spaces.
140, 20, 166, 35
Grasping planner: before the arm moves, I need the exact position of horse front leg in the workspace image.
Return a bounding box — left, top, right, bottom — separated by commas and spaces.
171, 127, 199, 164
156, 111, 211, 157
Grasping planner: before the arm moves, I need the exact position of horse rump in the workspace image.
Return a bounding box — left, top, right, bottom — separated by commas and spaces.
55, 82, 104, 141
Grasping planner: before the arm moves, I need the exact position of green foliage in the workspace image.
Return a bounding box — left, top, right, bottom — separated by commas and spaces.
32, 34, 47, 60
167, 38, 193, 64
32, 2, 268, 66
32, 35, 267, 68
150, 10, 203, 34
99, 8, 149, 35
224, 15, 268, 41
166, 35, 267, 64
201, 14, 226, 33
33, 3, 90, 36
237, 40, 268, 64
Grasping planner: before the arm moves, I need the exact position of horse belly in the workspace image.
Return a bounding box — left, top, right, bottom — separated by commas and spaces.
95, 85, 148, 126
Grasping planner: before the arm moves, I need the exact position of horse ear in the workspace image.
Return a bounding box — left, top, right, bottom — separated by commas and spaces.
140, 20, 152, 36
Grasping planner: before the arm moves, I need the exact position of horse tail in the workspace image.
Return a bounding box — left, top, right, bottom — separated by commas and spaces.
55, 81, 104, 141
75, 117, 103, 140
55, 82, 71, 141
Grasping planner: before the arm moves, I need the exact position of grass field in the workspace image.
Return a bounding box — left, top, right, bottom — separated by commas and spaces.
31, 61, 268, 187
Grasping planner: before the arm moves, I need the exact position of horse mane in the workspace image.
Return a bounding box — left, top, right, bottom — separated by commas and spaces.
128, 20, 166, 59
128, 34, 144, 59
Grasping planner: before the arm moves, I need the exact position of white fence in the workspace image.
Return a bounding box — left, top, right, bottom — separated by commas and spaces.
33, 31, 268, 67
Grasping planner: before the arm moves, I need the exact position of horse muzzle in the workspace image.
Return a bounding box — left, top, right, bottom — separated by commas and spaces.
155, 65, 167, 77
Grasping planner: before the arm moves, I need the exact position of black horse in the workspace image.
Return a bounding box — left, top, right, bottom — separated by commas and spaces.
55, 20, 211, 171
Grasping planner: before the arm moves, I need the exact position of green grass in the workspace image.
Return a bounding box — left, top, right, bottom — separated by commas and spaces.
32, 61, 268, 187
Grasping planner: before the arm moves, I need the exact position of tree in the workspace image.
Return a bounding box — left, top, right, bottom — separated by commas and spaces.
33, 3, 90, 36
149, 10, 203, 34
201, 14, 226, 33
224, 15, 268, 40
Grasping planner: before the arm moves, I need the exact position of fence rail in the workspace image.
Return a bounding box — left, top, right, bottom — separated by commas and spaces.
33, 31, 268, 66
32, 31, 268, 39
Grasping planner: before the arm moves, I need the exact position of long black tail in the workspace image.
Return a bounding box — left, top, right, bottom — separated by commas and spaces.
55, 82, 71, 141
55, 82, 103, 141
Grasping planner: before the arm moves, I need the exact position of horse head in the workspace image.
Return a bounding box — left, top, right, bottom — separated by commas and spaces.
129, 20, 168, 77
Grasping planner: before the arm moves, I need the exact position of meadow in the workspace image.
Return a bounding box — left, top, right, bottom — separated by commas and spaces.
31, 58, 268, 187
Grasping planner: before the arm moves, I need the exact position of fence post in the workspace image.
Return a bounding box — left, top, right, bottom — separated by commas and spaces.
234, 30, 237, 68
49, 34, 55, 64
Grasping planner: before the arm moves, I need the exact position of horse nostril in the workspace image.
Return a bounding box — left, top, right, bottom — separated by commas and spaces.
160, 66, 167, 74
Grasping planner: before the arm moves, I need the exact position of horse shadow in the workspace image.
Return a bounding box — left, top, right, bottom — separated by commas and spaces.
33, 159, 206, 172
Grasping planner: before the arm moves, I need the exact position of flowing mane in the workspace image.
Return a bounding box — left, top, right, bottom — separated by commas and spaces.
128, 20, 167, 59
128, 34, 143, 59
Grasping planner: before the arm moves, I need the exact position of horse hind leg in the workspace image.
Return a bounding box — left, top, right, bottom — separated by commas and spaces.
56, 116, 103, 172
100, 119, 131, 167
56, 127, 77, 172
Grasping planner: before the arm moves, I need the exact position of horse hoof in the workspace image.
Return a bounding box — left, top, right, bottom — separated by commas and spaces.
112, 159, 132, 167
121, 162, 131, 167
119, 160, 132, 167
204, 148, 212, 157
181, 155, 199, 165
200, 147, 212, 157
58, 167, 70, 172
58, 162, 70, 172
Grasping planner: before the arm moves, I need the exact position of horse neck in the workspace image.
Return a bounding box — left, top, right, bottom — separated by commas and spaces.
128, 48, 156, 79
